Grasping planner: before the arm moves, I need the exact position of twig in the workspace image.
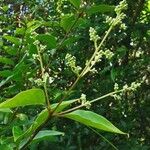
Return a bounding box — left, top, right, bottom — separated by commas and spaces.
36, 45, 51, 110
57, 89, 123, 116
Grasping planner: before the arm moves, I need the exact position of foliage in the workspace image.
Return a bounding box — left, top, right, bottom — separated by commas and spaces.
0, 0, 149, 149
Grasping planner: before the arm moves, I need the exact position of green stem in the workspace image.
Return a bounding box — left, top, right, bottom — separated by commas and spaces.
37, 45, 51, 110
58, 89, 123, 116
97, 25, 113, 50
90, 89, 123, 104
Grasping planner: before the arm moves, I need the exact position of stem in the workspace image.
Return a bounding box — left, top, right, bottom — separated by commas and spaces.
58, 89, 123, 116
90, 89, 123, 104
57, 104, 84, 116
37, 46, 51, 110
97, 25, 113, 50
20, 46, 53, 149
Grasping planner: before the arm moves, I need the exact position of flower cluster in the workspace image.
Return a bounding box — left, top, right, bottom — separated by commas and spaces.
29, 72, 54, 86
106, 0, 127, 30
34, 78, 43, 86
115, 0, 128, 15
89, 50, 103, 66
123, 82, 141, 92
30, 42, 54, 87
85, 51, 103, 74
40, 44, 47, 52
32, 54, 39, 60
112, 83, 122, 100
65, 53, 82, 76
33, 40, 40, 46
80, 93, 86, 104
89, 27, 100, 42
103, 49, 114, 59
79, 94, 91, 109
80, 0, 127, 77
84, 48, 114, 75
114, 83, 119, 91
112, 82, 141, 100
56, 0, 64, 14
112, 93, 122, 100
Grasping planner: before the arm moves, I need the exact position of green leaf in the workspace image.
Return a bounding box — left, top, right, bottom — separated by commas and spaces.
0, 75, 14, 88
16, 99, 76, 142
15, 27, 26, 36
111, 68, 117, 82
0, 89, 45, 108
4, 46, 18, 55
0, 56, 14, 65
117, 46, 127, 57
32, 130, 64, 143
62, 36, 80, 46
0, 70, 12, 77
0, 108, 12, 113
3, 35, 21, 46
60, 14, 85, 32
2, 5, 9, 12
148, 1, 150, 11
26, 20, 42, 33
86, 5, 115, 14
0, 145, 13, 150
68, 0, 81, 8
64, 110, 125, 134
12, 126, 24, 142
60, 14, 75, 32
51, 99, 77, 112
36, 34, 57, 49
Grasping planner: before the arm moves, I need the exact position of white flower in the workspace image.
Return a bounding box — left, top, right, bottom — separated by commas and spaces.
89, 27, 100, 42
34, 78, 43, 86
32, 54, 39, 60
49, 77, 54, 84
65, 53, 82, 76
114, 83, 119, 91
33, 40, 40, 45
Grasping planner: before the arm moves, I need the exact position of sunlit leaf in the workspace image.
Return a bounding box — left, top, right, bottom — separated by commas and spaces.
0, 108, 12, 113
0, 70, 12, 78
36, 34, 56, 49
0, 89, 45, 108
3, 35, 21, 46
0, 56, 14, 65
64, 110, 125, 134
12, 126, 24, 142
32, 130, 64, 143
